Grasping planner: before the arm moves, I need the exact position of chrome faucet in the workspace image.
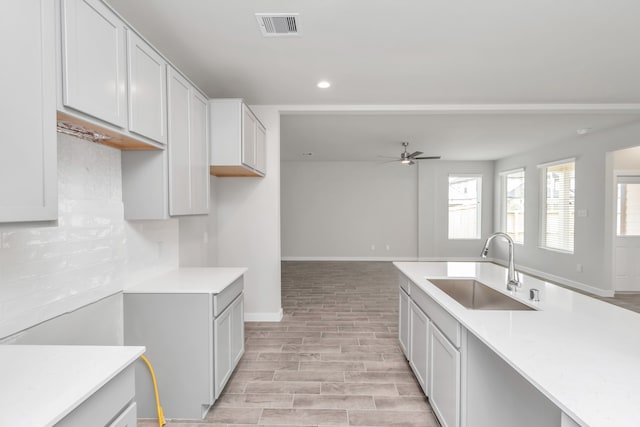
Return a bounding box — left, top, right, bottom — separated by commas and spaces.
480, 232, 521, 291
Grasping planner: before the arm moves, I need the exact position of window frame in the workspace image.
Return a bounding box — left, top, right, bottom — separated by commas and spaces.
447, 174, 483, 240
499, 168, 525, 245
538, 158, 575, 254
616, 174, 640, 237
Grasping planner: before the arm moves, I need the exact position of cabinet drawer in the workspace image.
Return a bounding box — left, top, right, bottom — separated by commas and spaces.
213, 277, 244, 317
58, 365, 134, 427
399, 273, 410, 294
109, 402, 136, 427
411, 285, 460, 348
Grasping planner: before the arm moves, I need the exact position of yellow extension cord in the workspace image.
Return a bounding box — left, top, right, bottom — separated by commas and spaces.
139, 355, 166, 427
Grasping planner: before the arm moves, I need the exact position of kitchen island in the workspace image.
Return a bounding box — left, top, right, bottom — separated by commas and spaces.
395, 261, 640, 427
0, 345, 144, 426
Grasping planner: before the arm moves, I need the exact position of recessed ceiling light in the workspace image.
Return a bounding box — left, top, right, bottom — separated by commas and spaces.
317, 81, 331, 89
576, 127, 592, 135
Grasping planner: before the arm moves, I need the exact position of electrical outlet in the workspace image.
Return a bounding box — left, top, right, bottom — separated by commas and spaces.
370, 244, 375, 251
576, 263, 583, 272
203, 231, 209, 244
386, 244, 391, 251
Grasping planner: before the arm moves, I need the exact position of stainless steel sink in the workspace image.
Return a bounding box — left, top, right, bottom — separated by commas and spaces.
427, 279, 534, 311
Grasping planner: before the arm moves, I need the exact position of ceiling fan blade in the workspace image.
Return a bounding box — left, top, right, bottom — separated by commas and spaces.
414, 156, 442, 160
377, 155, 401, 160
408, 151, 424, 158
377, 159, 401, 164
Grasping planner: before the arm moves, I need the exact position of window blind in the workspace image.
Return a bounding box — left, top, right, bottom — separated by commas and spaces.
501, 169, 525, 244
540, 161, 575, 252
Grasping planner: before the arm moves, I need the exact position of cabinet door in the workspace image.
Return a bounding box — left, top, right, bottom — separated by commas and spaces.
214, 305, 232, 399
230, 295, 245, 367
430, 325, 461, 427
127, 31, 167, 144
241, 105, 257, 169
0, 0, 57, 222
409, 300, 429, 394
60, 0, 127, 128
167, 68, 191, 215
189, 90, 209, 214
255, 122, 266, 175
399, 288, 410, 358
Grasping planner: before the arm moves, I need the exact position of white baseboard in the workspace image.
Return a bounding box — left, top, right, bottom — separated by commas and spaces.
281, 256, 419, 262
245, 308, 283, 322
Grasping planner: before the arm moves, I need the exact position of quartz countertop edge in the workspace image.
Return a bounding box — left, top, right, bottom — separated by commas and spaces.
0, 345, 145, 427
123, 267, 248, 294
393, 261, 640, 427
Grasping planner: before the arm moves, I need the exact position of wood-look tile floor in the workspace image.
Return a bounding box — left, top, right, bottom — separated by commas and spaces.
139, 261, 438, 427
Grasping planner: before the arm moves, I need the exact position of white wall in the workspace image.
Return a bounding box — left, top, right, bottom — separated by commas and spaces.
280, 159, 494, 261
418, 161, 495, 260
494, 121, 640, 296
281, 161, 418, 260
0, 133, 179, 342
612, 145, 640, 170
212, 106, 282, 321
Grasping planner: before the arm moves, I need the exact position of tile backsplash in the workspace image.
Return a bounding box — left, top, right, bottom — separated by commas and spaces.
0, 134, 178, 339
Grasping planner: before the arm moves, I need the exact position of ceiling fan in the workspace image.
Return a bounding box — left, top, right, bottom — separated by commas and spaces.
379, 142, 441, 165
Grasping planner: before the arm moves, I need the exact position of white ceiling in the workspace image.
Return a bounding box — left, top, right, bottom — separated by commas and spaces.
106, 0, 640, 160
281, 112, 640, 161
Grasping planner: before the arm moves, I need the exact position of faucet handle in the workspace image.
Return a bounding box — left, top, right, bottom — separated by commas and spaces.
529, 288, 540, 302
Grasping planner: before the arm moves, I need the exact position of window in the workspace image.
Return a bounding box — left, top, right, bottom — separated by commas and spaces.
616, 176, 640, 236
539, 159, 575, 252
448, 175, 482, 239
501, 169, 525, 244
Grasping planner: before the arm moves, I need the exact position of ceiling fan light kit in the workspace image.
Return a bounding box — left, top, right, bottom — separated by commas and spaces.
380, 142, 441, 166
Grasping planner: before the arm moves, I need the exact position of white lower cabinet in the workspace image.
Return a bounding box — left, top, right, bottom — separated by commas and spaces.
399, 275, 461, 427
214, 295, 244, 398
123, 279, 244, 420
398, 287, 410, 357
561, 413, 580, 427
408, 300, 429, 394
429, 325, 461, 427
58, 366, 135, 427
400, 276, 564, 427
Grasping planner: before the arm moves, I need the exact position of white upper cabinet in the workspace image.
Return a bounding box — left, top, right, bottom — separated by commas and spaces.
189, 89, 209, 214
56, 0, 166, 150
241, 105, 257, 170
0, 0, 57, 222
167, 67, 209, 216
209, 99, 266, 177
167, 70, 191, 214
127, 31, 167, 145
59, 0, 127, 128
255, 120, 267, 174
122, 67, 208, 220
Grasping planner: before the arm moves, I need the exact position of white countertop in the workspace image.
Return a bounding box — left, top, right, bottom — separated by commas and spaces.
0, 345, 144, 427
394, 261, 640, 427
124, 267, 247, 294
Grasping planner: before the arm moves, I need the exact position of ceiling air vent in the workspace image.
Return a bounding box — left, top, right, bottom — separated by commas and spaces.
255, 13, 300, 37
